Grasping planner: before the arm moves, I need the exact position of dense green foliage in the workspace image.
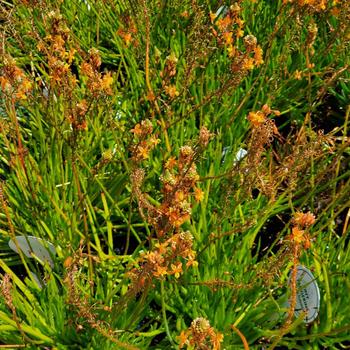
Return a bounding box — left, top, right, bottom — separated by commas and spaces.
0, 0, 350, 349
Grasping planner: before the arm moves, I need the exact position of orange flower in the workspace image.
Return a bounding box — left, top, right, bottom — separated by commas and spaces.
154, 242, 168, 255
146, 90, 155, 101
236, 28, 244, 38
76, 120, 88, 131
165, 157, 177, 170
291, 226, 305, 244
236, 18, 245, 28
170, 262, 183, 278
144, 251, 164, 265
254, 46, 264, 66
0, 77, 10, 92
63, 256, 73, 268
222, 31, 233, 45
261, 104, 272, 115
175, 191, 186, 202
80, 62, 94, 77
294, 211, 316, 228
153, 265, 168, 278
123, 32, 133, 46
101, 72, 113, 91
137, 146, 150, 160
217, 16, 232, 31
294, 70, 303, 80
117, 29, 133, 46
76, 99, 88, 116
169, 210, 190, 227
212, 332, 224, 350
131, 123, 143, 136
186, 251, 198, 268
178, 330, 189, 348
149, 135, 161, 146
164, 84, 179, 98
67, 48, 76, 64
227, 45, 236, 57
304, 237, 312, 249
194, 187, 204, 202
331, 7, 340, 16
15, 83, 32, 99
247, 111, 266, 127
181, 10, 189, 18
209, 12, 216, 24
243, 57, 255, 70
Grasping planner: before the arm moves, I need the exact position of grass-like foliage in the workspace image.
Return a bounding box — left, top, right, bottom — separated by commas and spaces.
0, 0, 350, 349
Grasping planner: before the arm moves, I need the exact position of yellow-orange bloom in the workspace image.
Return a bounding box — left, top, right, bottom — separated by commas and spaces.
222, 31, 233, 45
153, 265, 167, 278
212, 332, 224, 350
291, 226, 305, 244
131, 123, 143, 136
209, 12, 216, 24
165, 157, 177, 170
171, 262, 183, 278
178, 330, 189, 348
243, 57, 255, 70
254, 46, 264, 66
247, 111, 266, 127
294, 211, 316, 228
194, 187, 204, 202
217, 16, 232, 31
164, 84, 179, 98
137, 146, 150, 160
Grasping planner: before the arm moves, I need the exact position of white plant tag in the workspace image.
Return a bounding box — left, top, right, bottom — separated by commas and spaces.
290, 265, 320, 323
221, 147, 247, 165
221, 146, 230, 163
233, 148, 247, 165
215, 5, 229, 18
9, 236, 56, 268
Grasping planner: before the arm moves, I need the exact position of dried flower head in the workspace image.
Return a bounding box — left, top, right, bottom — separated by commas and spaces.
293, 211, 316, 228
286, 211, 316, 248
291, 226, 305, 244
191, 317, 211, 334
130, 119, 160, 162
164, 84, 179, 98
254, 45, 264, 65
199, 126, 213, 147
0, 58, 32, 100
179, 146, 194, 164
178, 317, 224, 349
247, 111, 266, 127
243, 34, 257, 50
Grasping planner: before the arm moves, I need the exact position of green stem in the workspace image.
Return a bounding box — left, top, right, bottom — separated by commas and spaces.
160, 280, 175, 348
322, 263, 332, 332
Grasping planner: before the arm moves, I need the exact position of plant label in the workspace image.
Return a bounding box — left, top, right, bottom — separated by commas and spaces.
233, 148, 247, 164
9, 236, 56, 268
292, 265, 320, 323
215, 5, 229, 18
